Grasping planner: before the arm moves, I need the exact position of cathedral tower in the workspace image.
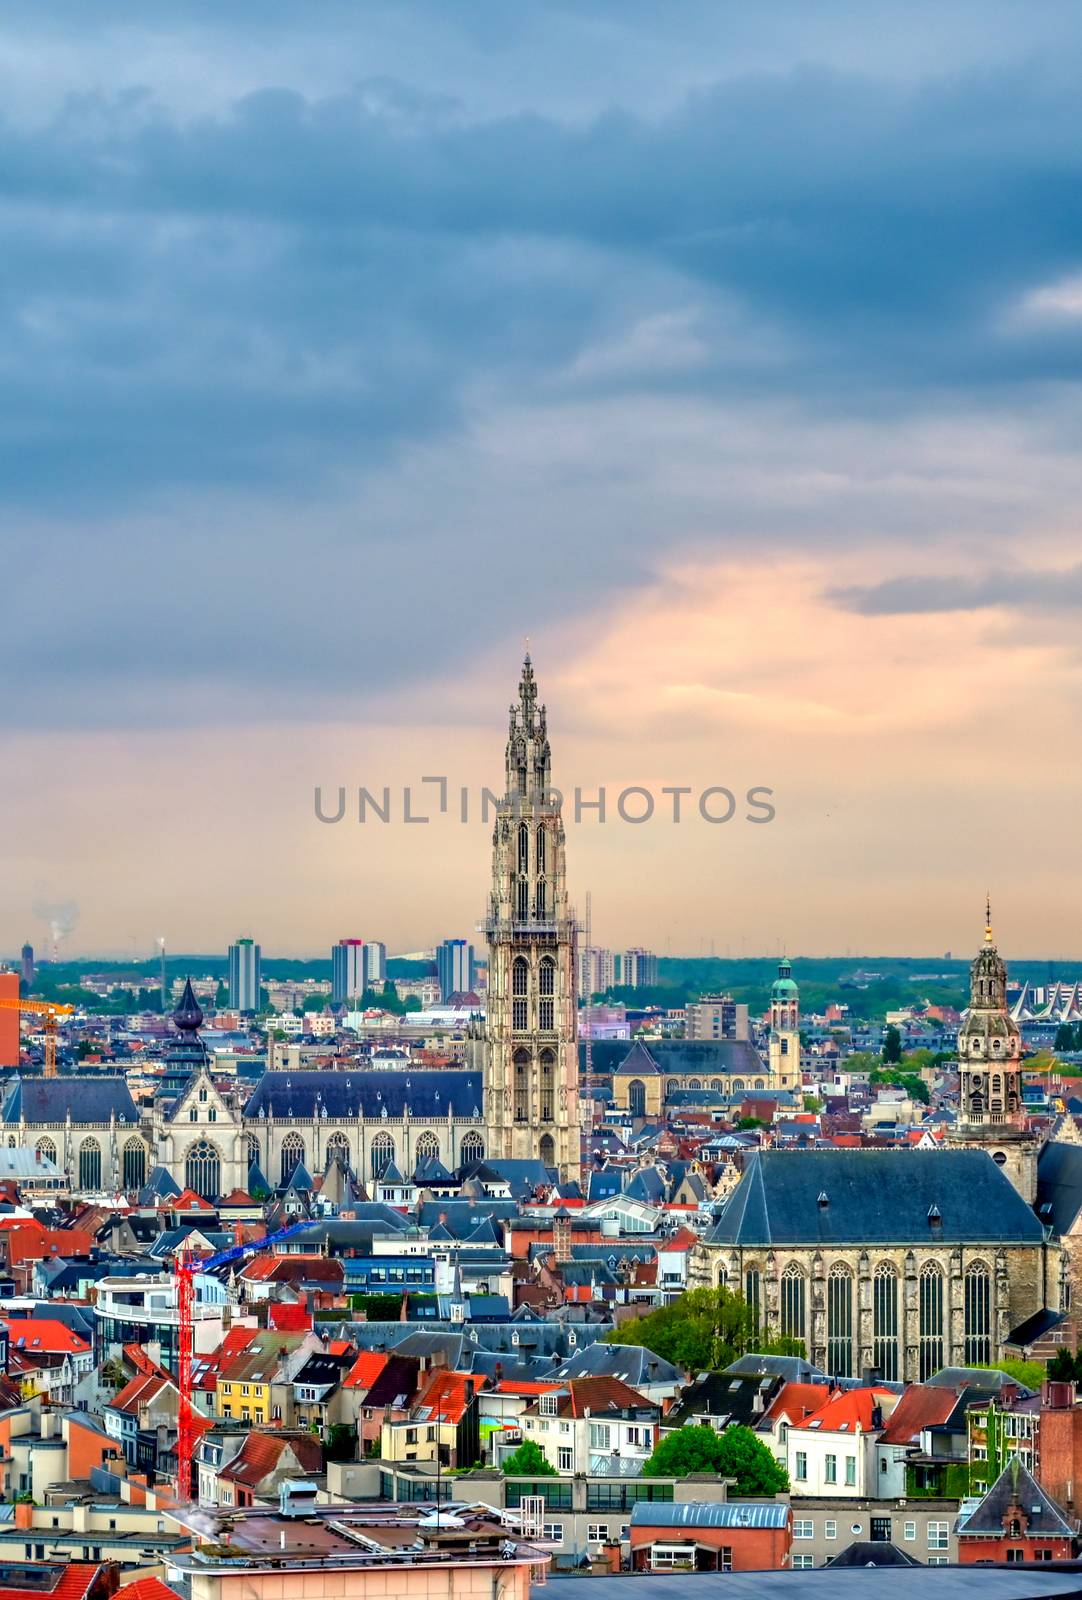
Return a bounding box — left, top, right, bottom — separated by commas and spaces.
767, 958, 802, 1091
952, 901, 1038, 1202
481, 656, 580, 1179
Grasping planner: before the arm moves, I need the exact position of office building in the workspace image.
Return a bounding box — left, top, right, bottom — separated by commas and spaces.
332, 939, 366, 1006
20, 944, 34, 988
365, 940, 387, 986
438, 938, 475, 1000
228, 938, 261, 1014
616, 947, 659, 989
686, 993, 750, 1041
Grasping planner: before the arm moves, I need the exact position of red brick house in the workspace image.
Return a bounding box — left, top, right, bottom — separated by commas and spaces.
629, 1500, 791, 1572
957, 1457, 1078, 1563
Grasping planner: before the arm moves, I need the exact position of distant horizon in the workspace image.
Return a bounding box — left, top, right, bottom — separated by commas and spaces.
12, 948, 1082, 969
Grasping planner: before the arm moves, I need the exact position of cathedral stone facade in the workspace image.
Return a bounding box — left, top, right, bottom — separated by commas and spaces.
689, 1146, 1061, 1383
475, 656, 580, 1180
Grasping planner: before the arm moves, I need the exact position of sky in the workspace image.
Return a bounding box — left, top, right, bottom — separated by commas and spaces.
5, 1, 1082, 960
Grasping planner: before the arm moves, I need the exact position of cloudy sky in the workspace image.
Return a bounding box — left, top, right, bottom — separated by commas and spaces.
5, 1, 1082, 960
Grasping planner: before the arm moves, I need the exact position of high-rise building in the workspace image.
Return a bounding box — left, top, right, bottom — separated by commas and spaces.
686, 993, 750, 1041
577, 945, 613, 996
478, 655, 579, 1179
438, 939, 475, 1001
228, 938, 261, 1014
332, 939, 366, 1006
616, 947, 659, 989
951, 902, 1038, 1202
20, 944, 34, 988
365, 941, 387, 987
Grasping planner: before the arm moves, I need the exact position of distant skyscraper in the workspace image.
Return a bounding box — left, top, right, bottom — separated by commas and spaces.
365, 941, 387, 987
20, 944, 34, 988
228, 938, 261, 1013
618, 948, 659, 989
438, 938, 475, 1000
332, 939, 366, 1005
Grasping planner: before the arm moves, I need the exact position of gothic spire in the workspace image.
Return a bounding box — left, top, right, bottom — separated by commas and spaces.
985, 893, 993, 945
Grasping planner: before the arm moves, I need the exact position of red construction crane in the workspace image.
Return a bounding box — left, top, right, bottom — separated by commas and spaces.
172, 1217, 321, 1500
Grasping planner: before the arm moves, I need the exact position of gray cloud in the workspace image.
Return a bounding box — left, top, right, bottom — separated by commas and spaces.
829, 565, 1082, 616
4, 5, 1082, 728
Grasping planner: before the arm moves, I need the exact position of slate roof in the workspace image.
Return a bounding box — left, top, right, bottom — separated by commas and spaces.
707, 1148, 1047, 1246
826, 1542, 920, 1567
958, 1456, 1076, 1537
1036, 1139, 1082, 1235
666, 1370, 779, 1428
2, 1076, 140, 1125
597, 1039, 763, 1077
243, 1069, 483, 1120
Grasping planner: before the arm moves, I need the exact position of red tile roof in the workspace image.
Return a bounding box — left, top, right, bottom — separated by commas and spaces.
414, 1370, 475, 1425
0, 1565, 104, 1600
878, 1384, 959, 1444
109, 1372, 172, 1416
343, 1350, 389, 1391
523, 1376, 653, 1419
219, 1430, 322, 1488
795, 1385, 896, 1434
761, 1381, 832, 1428
171, 1188, 215, 1211
1, 1319, 90, 1355
115, 1579, 177, 1600
663, 1227, 700, 1253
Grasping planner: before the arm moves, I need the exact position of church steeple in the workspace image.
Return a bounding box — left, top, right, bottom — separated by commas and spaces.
951, 901, 1035, 1202
482, 654, 578, 1180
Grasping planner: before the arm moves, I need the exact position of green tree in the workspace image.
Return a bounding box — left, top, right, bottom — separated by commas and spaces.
500, 1439, 556, 1477
642, 1424, 788, 1493
802, 1094, 823, 1113
324, 1423, 358, 1462
604, 1287, 802, 1372
882, 1025, 902, 1064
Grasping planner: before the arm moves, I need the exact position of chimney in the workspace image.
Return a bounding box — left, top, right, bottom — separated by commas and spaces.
601, 1539, 622, 1574
13, 1501, 33, 1530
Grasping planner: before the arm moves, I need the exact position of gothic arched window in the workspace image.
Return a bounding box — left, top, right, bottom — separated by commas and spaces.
243, 1133, 260, 1172
919, 1263, 945, 1380
745, 1265, 762, 1328
535, 878, 547, 920
536, 826, 546, 874
827, 1263, 854, 1377
326, 1130, 351, 1169
539, 1133, 555, 1168
280, 1131, 305, 1184
873, 1263, 899, 1381
964, 1263, 992, 1365
512, 958, 529, 996
122, 1139, 146, 1191
513, 1046, 530, 1123
516, 878, 529, 920
79, 1139, 101, 1192
460, 1131, 485, 1168
186, 1139, 220, 1199
370, 1131, 395, 1177
518, 823, 529, 874
781, 1264, 806, 1344
539, 1048, 555, 1122
414, 1130, 440, 1166
539, 959, 555, 997
35, 1137, 56, 1166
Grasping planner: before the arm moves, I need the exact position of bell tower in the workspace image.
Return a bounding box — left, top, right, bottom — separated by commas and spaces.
952, 900, 1037, 1202
481, 656, 580, 1180
767, 958, 802, 1091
